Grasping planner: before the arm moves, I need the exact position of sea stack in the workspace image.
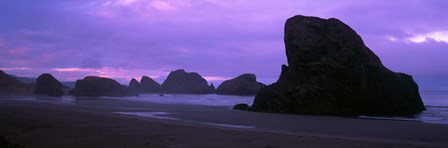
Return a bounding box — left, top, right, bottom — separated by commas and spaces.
162, 69, 213, 94
140, 76, 162, 93
128, 78, 141, 93
74, 76, 138, 97
216, 74, 266, 96
252, 15, 425, 116
33, 73, 64, 97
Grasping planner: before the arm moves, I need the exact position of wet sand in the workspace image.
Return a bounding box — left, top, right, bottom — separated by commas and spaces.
0, 97, 447, 148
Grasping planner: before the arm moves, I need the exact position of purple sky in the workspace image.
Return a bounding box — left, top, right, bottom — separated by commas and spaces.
0, 0, 447, 89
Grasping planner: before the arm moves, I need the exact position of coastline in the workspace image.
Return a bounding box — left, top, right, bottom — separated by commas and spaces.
1, 98, 447, 147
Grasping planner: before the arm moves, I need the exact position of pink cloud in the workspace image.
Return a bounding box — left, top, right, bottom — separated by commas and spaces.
52, 68, 97, 72
203, 76, 232, 81
0, 67, 32, 71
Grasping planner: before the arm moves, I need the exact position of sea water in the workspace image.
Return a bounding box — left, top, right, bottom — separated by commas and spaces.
1, 91, 447, 124
417, 90, 448, 124
125, 94, 254, 107
127, 92, 448, 124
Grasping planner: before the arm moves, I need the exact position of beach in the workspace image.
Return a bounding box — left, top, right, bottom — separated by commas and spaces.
0, 96, 447, 148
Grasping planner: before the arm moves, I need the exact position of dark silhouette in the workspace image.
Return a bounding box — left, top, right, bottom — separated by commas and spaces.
73, 76, 138, 97
233, 103, 251, 111
216, 74, 266, 96
11, 75, 36, 84
128, 78, 141, 92
33, 73, 64, 97
140, 76, 162, 93
0, 70, 33, 93
252, 15, 425, 116
209, 83, 216, 93
162, 69, 213, 94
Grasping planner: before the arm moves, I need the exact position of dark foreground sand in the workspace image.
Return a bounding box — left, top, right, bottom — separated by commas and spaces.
0, 98, 447, 148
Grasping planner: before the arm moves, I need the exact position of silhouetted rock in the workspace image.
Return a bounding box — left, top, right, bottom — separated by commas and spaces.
0, 70, 33, 93
140, 76, 162, 93
252, 15, 425, 116
162, 69, 212, 94
128, 78, 141, 92
209, 83, 216, 93
216, 74, 266, 96
73, 76, 138, 97
233, 103, 251, 111
33, 73, 64, 97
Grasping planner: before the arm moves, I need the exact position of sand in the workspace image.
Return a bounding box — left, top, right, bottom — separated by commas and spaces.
0, 97, 447, 148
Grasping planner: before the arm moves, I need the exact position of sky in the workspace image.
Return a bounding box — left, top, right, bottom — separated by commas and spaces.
0, 0, 447, 89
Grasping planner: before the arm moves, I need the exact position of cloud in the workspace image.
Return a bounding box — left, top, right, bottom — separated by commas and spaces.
1, 0, 447, 88
407, 31, 448, 43
52, 68, 98, 72
203, 76, 232, 81
149, 1, 177, 12
0, 67, 32, 71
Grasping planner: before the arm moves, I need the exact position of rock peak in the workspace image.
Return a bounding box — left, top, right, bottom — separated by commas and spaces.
252, 15, 425, 116
34, 73, 64, 97
217, 73, 265, 96
162, 70, 212, 94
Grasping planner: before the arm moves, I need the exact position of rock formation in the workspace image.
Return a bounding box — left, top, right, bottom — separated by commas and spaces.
252, 15, 425, 116
128, 78, 141, 92
233, 103, 251, 111
162, 69, 213, 94
209, 83, 216, 94
33, 73, 64, 97
73, 76, 138, 97
140, 76, 162, 93
0, 70, 34, 93
216, 74, 266, 96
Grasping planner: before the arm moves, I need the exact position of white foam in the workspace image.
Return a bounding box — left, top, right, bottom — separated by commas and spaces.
114, 112, 179, 120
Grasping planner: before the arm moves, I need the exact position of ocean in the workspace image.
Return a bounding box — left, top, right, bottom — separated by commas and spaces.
358, 90, 448, 124
116, 91, 448, 124
114, 91, 448, 125
1, 90, 447, 124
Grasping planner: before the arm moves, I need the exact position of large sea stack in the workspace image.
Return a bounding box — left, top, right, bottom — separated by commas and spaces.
252, 15, 425, 116
33, 73, 64, 97
74, 76, 138, 97
216, 74, 266, 96
140, 76, 162, 93
162, 69, 213, 94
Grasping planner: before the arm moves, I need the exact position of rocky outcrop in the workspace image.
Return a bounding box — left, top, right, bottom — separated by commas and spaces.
233, 103, 251, 111
140, 76, 162, 93
161, 69, 213, 94
73, 76, 138, 97
209, 83, 216, 94
128, 78, 141, 92
33, 73, 64, 97
0, 70, 33, 93
252, 15, 425, 116
216, 74, 266, 96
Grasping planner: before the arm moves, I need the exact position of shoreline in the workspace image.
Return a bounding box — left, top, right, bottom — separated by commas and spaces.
1, 98, 448, 147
